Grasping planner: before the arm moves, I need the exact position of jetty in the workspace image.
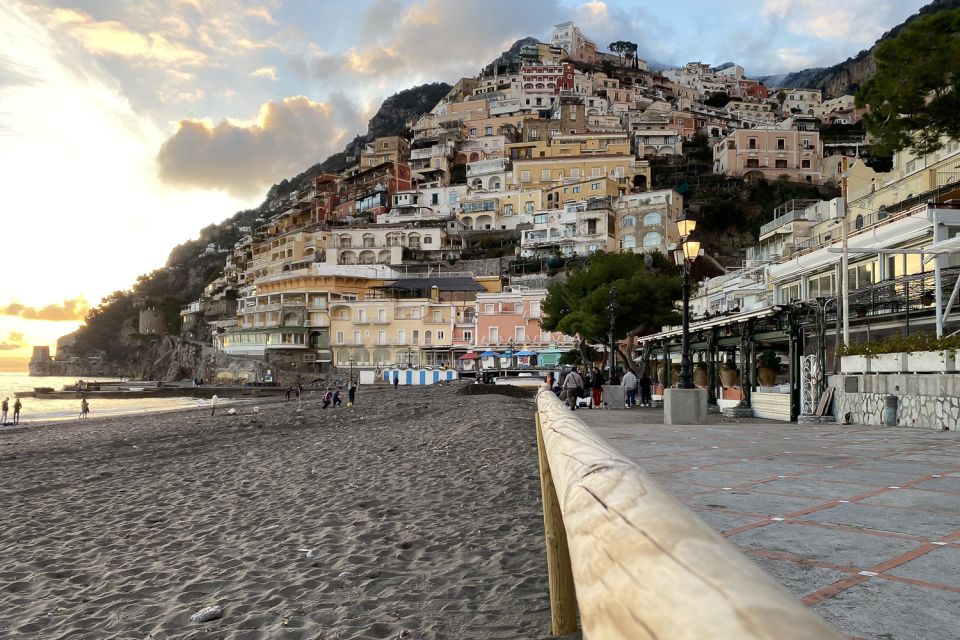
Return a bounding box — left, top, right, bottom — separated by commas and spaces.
16, 380, 288, 400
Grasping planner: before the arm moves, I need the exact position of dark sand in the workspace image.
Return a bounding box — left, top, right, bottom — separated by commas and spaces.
0, 385, 563, 639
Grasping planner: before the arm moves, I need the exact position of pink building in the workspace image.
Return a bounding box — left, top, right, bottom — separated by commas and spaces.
713, 128, 823, 184
473, 288, 575, 365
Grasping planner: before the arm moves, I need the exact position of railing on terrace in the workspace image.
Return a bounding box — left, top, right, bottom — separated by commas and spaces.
847, 266, 960, 322
533, 389, 844, 638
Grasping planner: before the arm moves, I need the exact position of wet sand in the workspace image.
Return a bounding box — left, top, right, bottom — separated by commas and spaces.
0, 385, 560, 639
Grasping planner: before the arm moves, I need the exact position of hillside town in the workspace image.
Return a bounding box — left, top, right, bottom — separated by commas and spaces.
112, 19, 957, 427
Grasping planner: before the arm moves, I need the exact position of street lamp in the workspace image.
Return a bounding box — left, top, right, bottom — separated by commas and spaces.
674, 213, 700, 390
507, 338, 515, 369
608, 287, 618, 380
348, 356, 355, 385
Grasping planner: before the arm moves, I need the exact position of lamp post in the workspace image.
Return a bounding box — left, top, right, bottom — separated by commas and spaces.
608, 287, 618, 380
507, 338, 515, 369
674, 213, 700, 390
348, 356, 355, 385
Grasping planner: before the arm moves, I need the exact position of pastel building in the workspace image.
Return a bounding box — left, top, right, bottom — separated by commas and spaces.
713, 128, 823, 183
550, 21, 598, 64
474, 287, 576, 364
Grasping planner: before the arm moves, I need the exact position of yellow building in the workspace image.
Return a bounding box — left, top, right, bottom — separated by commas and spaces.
360, 136, 411, 169
508, 133, 649, 192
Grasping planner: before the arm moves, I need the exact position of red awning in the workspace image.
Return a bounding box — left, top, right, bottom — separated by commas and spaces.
458, 352, 478, 360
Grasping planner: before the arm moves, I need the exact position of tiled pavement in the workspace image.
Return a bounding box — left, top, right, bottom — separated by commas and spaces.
575, 407, 960, 640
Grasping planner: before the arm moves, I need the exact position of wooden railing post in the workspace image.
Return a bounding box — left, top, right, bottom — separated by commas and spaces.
535, 411, 578, 635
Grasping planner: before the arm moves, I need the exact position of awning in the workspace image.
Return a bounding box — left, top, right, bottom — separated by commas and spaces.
516, 350, 537, 356
479, 350, 499, 357
459, 352, 478, 360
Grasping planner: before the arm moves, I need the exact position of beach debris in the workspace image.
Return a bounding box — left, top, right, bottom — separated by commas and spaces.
298, 548, 319, 559
189, 605, 223, 623
226, 408, 237, 415
253, 406, 260, 414
336, 571, 353, 579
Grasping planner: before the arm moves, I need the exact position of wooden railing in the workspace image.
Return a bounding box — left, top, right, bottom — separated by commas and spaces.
534, 388, 843, 639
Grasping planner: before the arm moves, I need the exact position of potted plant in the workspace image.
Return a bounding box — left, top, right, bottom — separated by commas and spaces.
756, 350, 781, 386
719, 359, 739, 387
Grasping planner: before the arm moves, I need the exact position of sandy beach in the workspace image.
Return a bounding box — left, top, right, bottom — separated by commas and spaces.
0, 384, 560, 639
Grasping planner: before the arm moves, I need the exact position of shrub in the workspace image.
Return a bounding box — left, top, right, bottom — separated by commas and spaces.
838, 333, 960, 358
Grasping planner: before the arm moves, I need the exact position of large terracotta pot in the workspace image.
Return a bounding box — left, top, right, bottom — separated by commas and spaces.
670, 363, 681, 382
757, 366, 777, 386
693, 364, 708, 387
720, 363, 739, 387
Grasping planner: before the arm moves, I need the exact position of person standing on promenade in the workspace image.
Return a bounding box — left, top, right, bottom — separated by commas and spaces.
348, 380, 357, 405
639, 371, 653, 407
622, 369, 638, 407
562, 367, 583, 411
1, 397, 8, 424
332, 386, 342, 408
210, 395, 218, 416
79, 398, 89, 419
393, 373, 399, 390
13, 398, 22, 424
590, 367, 605, 408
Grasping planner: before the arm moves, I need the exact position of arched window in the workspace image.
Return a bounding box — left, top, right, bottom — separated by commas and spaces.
855, 215, 864, 230
643, 212, 661, 226
642, 231, 662, 247
622, 235, 636, 250
622, 215, 636, 227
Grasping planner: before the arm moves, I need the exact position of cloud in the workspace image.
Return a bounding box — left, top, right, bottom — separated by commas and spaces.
49, 7, 207, 66
243, 6, 276, 24
251, 65, 277, 79
2, 299, 89, 321
308, 0, 560, 83
0, 332, 25, 351
156, 95, 365, 197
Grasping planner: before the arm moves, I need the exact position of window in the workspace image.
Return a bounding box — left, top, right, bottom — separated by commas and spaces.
520, 170, 531, 182
746, 159, 760, 168
541, 169, 551, 181
587, 219, 597, 234
643, 212, 661, 226
352, 330, 361, 344
489, 327, 499, 343
437, 331, 445, 340
534, 213, 548, 224
622, 215, 636, 227
573, 186, 580, 193
357, 309, 367, 323
807, 273, 834, 298
591, 167, 601, 177
449, 191, 458, 204
412, 330, 419, 344
801, 159, 811, 168
516, 326, 525, 341
525, 201, 534, 213
622, 234, 636, 249
378, 308, 387, 322
397, 330, 406, 344
905, 160, 916, 173
431, 193, 439, 205
775, 159, 788, 168
748, 137, 757, 149
336, 330, 344, 344
485, 126, 493, 135
378, 330, 386, 344
485, 304, 494, 315
504, 204, 514, 215
777, 138, 785, 150
469, 128, 477, 137
642, 231, 662, 247
530, 301, 540, 317
570, 168, 580, 178
802, 139, 811, 150
464, 331, 472, 341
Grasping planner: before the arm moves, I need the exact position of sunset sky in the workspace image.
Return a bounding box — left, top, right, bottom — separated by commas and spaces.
0, 0, 928, 370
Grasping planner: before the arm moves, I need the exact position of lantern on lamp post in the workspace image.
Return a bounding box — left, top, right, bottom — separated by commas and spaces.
674, 213, 700, 390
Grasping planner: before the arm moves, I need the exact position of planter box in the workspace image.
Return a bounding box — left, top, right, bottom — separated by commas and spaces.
906, 350, 955, 373
871, 352, 907, 373
840, 355, 871, 374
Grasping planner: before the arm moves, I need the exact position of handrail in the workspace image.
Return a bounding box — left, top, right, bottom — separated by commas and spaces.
534, 388, 843, 639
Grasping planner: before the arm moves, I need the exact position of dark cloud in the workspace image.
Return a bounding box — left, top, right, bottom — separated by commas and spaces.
0, 332, 25, 351
156, 94, 366, 197
2, 298, 89, 321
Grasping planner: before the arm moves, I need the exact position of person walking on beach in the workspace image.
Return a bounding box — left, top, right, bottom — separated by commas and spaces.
639, 371, 653, 407
1, 398, 8, 424
284, 386, 292, 401
622, 369, 638, 407
562, 367, 583, 411
332, 386, 342, 408
321, 387, 333, 409
348, 380, 356, 405
393, 373, 399, 390
210, 394, 218, 416
590, 367, 605, 408
79, 398, 89, 419
13, 398, 22, 424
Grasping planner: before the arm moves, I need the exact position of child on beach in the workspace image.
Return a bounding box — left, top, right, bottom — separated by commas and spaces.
1, 397, 7, 424
13, 398, 21, 424
332, 387, 342, 408
79, 398, 90, 419
321, 388, 333, 409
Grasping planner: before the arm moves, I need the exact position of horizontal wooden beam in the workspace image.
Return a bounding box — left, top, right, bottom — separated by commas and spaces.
536, 389, 843, 640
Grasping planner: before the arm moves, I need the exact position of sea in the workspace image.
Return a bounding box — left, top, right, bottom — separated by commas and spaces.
0, 372, 210, 425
